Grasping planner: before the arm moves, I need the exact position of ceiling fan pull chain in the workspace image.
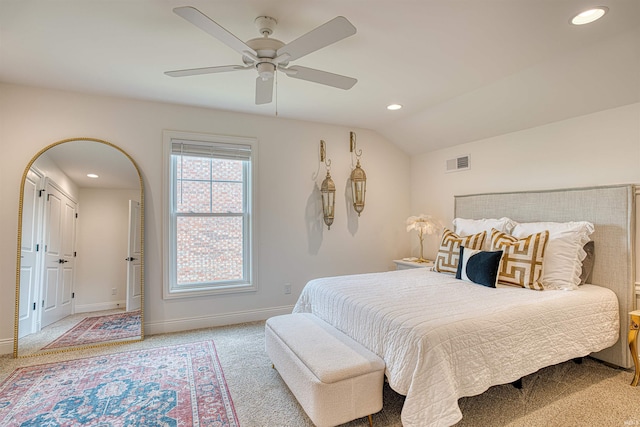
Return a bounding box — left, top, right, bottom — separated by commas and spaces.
275, 71, 279, 117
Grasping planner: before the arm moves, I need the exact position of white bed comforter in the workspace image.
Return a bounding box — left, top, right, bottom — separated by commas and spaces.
292, 268, 619, 427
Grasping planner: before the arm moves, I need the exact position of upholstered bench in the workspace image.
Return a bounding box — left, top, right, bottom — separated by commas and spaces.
265, 313, 385, 427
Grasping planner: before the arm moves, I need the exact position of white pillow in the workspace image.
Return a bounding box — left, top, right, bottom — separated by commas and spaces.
453, 217, 516, 250
511, 221, 594, 290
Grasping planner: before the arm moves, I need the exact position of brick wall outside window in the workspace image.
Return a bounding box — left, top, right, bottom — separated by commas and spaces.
175, 156, 244, 284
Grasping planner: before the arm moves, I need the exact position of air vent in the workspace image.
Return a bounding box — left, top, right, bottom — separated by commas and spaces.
446, 155, 470, 173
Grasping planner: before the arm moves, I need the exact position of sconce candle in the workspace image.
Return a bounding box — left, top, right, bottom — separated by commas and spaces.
349, 131, 366, 216
318, 139, 336, 230
321, 171, 336, 229
350, 159, 366, 216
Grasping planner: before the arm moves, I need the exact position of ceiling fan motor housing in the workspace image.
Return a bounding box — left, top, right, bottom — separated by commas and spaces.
245, 37, 285, 58
244, 37, 287, 80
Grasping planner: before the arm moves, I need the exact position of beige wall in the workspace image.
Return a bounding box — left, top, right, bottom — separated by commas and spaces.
410, 102, 640, 258
0, 83, 412, 353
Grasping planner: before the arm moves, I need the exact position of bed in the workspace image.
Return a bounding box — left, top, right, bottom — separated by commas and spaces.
293, 184, 636, 427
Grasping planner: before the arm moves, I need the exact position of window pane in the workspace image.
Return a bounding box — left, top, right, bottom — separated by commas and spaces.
174, 155, 244, 214
176, 216, 244, 285
212, 182, 244, 213
177, 180, 211, 213
212, 158, 243, 181
177, 156, 211, 180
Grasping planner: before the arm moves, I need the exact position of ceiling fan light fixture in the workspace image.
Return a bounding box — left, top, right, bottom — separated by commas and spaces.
257, 62, 275, 81
571, 7, 608, 25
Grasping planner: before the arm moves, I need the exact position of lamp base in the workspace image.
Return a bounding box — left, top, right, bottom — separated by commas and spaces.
416, 258, 431, 263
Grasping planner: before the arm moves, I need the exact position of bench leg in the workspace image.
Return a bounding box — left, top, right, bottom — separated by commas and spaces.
630, 313, 640, 386
368, 414, 373, 427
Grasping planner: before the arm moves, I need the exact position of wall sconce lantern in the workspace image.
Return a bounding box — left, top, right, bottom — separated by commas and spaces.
319, 140, 336, 230
349, 131, 366, 216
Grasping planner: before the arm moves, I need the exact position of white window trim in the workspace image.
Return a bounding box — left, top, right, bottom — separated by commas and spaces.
162, 130, 258, 299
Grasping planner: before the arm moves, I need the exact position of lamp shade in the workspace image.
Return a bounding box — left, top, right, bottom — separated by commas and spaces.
350, 159, 366, 216
321, 171, 336, 229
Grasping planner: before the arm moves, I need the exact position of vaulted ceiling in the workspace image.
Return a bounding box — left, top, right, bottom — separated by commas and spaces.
1, 0, 638, 154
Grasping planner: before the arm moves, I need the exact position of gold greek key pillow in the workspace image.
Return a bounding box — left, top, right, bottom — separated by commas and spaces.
490, 228, 549, 290
434, 229, 486, 274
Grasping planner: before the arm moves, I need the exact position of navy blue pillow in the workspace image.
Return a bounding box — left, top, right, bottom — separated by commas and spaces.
455, 247, 503, 288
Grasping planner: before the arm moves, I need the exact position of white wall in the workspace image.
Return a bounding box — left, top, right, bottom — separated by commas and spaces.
0, 83, 412, 353
410, 103, 640, 259
75, 188, 140, 311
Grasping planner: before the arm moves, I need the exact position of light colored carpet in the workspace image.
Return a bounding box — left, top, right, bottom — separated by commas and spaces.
2, 321, 640, 426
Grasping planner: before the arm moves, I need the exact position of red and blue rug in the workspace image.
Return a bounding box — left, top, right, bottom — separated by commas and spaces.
0, 340, 239, 426
42, 310, 142, 350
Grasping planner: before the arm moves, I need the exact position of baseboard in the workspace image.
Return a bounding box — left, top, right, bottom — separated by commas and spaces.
0, 337, 14, 356
144, 305, 295, 336
75, 301, 126, 313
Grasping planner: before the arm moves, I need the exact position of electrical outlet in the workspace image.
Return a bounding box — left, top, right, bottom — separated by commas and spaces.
284, 284, 291, 295
111, 288, 117, 295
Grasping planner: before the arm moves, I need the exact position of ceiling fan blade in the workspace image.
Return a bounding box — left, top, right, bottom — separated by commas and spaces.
173, 6, 257, 57
277, 16, 356, 62
286, 66, 357, 90
165, 65, 250, 77
255, 76, 274, 104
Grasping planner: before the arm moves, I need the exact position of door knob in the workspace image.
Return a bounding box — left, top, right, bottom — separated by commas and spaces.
58, 259, 68, 263
125, 257, 137, 261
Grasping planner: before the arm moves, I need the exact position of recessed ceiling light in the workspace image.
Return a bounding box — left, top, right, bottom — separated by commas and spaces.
387, 104, 403, 110
571, 7, 608, 25
87, 173, 99, 178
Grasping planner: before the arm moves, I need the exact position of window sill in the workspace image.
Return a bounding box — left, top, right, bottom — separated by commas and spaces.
163, 283, 257, 300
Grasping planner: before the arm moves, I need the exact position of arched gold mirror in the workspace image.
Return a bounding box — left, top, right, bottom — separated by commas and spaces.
14, 138, 144, 357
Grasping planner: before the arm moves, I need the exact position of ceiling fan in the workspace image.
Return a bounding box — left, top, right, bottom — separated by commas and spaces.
165, 7, 358, 105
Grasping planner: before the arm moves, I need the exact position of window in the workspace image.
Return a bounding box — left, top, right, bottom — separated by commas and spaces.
163, 131, 257, 298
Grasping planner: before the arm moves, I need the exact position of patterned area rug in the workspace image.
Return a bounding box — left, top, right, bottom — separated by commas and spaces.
42, 310, 142, 350
0, 340, 239, 427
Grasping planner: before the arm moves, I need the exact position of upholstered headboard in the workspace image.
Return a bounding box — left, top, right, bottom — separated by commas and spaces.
455, 184, 636, 368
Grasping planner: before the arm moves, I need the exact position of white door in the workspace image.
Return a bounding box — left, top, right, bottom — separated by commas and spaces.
41, 182, 77, 328
18, 170, 43, 337
126, 200, 142, 312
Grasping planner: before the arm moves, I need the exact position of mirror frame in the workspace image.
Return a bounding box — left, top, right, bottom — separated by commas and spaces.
13, 137, 144, 358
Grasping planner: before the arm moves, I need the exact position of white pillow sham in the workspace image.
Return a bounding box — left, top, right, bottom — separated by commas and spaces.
511, 221, 594, 290
453, 217, 516, 250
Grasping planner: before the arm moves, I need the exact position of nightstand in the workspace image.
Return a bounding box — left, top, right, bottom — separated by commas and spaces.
393, 259, 434, 270
629, 310, 640, 386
